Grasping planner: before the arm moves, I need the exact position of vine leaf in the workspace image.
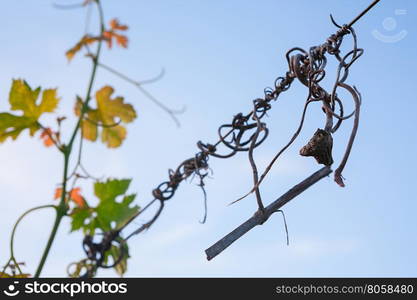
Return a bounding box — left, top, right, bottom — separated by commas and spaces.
0, 272, 31, 278
67, 259, 94, 278
66, 18, 128, 61
103, 19, 129, 48
74, 86, 137, 148
105, 243, 129, 276
54, 187, 86, 208
40, 128, 56, 147
69, 188, 86, 207
70, 178, 139, 235
0, 79, 60, 143
66, 35, 101, 61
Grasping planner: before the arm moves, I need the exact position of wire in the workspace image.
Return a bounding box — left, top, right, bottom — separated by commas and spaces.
348, 0, 381, 27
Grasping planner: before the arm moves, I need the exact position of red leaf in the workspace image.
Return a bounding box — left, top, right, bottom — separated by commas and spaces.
40, 128, 54, 147
103, 31, 128, 49
109, 18, 128, 31
69, 188, 86, 208
54, 187, 62, 200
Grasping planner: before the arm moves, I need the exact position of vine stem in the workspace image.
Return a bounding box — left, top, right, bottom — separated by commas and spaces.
205, 166, 332, 261
34, 0, 105, 278
10, 205, 56, 260
2, 205, 55, 276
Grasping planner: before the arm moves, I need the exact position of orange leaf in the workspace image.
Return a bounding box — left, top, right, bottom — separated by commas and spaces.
66, 35, 100, 61
69, 188, 86, 207
103, 31, 128, 49
109, 18, 128, 31
40, 128, 54, 147
103, 31, 114, 48
114, 34, 128, 48
54, 187, 62, 200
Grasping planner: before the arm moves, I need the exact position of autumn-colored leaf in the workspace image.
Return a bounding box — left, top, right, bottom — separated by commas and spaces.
109, 18, 128, 31
103, 31, 128, 49
69, 187, 86, 208
40, 128, 55, 147
66, 35, 101, 61
115, 34, 128, 48
0, 80, 60, 143
104, 242, 129, 276
68, 259, 94, 278
103, 18, 129, 49
74, 87, 136, 148
54, 187, 86, 207
0, 272, 31, 278
0, 272, 12, 278
54, 187, 62, 200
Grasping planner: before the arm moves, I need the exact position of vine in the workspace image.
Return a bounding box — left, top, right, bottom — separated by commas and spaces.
1, 0, 380, 278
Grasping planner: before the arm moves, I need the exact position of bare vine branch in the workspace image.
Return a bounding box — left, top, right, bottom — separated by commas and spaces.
205, 167, 332, 261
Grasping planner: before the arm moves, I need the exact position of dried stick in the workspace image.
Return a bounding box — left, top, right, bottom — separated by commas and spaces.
205, 166, 332, 261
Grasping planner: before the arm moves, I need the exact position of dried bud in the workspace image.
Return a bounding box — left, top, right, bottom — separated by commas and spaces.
300, 128, 334, 166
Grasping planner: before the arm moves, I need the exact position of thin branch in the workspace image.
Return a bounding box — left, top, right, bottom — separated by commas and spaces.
52, 2, 86, 10
34, 0, 105, 278
205, 166, 332, 261
97, 62, 185, 127
137, 68, 165, 85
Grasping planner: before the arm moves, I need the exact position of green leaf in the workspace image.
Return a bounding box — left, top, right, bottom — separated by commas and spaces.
94, 178, 131, 202
0, 79, 60, 142
70, 207, 92, 232
70, 178, 139, 234
74, 86, 136, 148
0, 113, 39, 142
96, 193, 138, 229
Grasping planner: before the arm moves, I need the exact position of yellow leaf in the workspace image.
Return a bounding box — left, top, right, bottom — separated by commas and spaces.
74, 97, 98, 141
96, 86, 136, 124
74, 86, 136, 148
0, 272, 12, 278
0, 80, 60, 142
0, 272, 31, 278
40, 89, 60, 113
102, 125, 127, 148
9, 80, 59, 118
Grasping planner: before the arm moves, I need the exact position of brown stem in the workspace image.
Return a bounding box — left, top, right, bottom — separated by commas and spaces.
205, 166, 332, 261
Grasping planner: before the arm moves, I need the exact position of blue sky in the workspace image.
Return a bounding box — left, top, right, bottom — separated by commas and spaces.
0, 0, 416, 277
